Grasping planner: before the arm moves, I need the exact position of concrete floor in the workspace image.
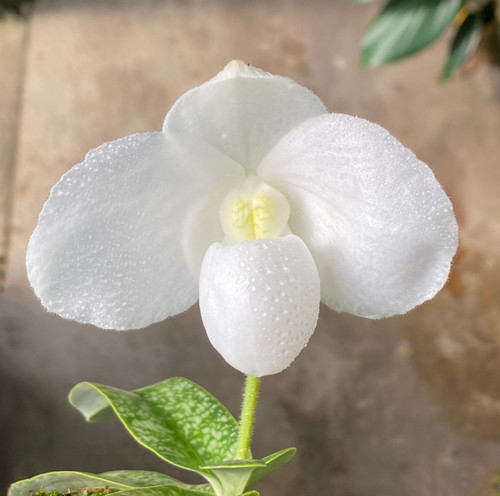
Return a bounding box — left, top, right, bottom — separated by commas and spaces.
2, 0, 500, 495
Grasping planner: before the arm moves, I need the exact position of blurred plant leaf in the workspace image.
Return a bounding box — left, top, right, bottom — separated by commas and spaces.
8, 470, 212, 496
69, 378, 239, 476
441, 12, 483, 80
362, 0, 466, 66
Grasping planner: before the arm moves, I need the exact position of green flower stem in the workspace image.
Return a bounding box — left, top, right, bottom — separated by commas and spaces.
235, 375, 261, 460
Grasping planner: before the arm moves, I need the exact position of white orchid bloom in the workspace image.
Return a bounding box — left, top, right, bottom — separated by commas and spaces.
27, 61, 458, 377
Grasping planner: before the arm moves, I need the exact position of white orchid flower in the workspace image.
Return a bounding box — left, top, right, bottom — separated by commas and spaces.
27, 61, 458, 377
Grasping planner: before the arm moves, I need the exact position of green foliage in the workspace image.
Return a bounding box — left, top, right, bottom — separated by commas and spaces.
200, 460, 266, 496
244, 448, 296, 489
10, 379, 295, 496
30, 491, 114, 496
9, 471, 129, 496
361, 0, 466, 66
96, 471, 206, 489
69, 378, 240, 475
66, 378, 295, 496
355, 0, 499, 79
27, 491, 61, 496
8, 471, 211, 496
31, 488, 116, 496
441, 12, 483, 80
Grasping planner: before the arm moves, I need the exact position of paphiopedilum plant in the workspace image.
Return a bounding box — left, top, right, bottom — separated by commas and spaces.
11, 61, 458, 496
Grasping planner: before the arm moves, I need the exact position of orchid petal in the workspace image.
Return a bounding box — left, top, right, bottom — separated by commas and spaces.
163, 60, 327, 174
199, 235, 320, 376
27, 132, 244, 330
258, 113, 458, 318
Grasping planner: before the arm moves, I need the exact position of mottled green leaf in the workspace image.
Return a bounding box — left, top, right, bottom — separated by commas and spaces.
441, 12, 482, 80
69, 381, 114, 422
200, 448, 296, 495
201, 461, 266, 470
245, 448, 296, 489
8, 471, 132, 496
67, 379, 293, 496
137, 378, 239, 465
98, 471, 193, 488
69, 378, 239, 475
8, 470, 213, 496
200, 461, 266, 496
71, 383, 203, 472
362, 0, 466, 66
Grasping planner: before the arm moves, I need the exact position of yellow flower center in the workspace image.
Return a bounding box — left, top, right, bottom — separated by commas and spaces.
219, 178, 291, 242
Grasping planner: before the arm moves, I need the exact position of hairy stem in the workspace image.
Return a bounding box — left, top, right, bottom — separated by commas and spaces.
235, 375, 261, 460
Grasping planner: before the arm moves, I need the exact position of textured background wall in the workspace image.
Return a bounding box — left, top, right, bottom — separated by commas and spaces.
2, 1, 500, 495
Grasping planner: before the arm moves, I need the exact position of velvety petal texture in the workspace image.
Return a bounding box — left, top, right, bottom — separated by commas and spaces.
27, 132, 243, 329
26, 61, 458, 377
199, 236, 320, 376
163, 60, 327, 174
258, 113, 458, 318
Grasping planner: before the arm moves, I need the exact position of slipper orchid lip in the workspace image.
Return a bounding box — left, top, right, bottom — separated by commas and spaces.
26, 60, 458, 376
199, 235, 320, 377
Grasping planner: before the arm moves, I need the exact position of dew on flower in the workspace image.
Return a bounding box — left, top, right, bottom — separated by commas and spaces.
25, 60, 457, 377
